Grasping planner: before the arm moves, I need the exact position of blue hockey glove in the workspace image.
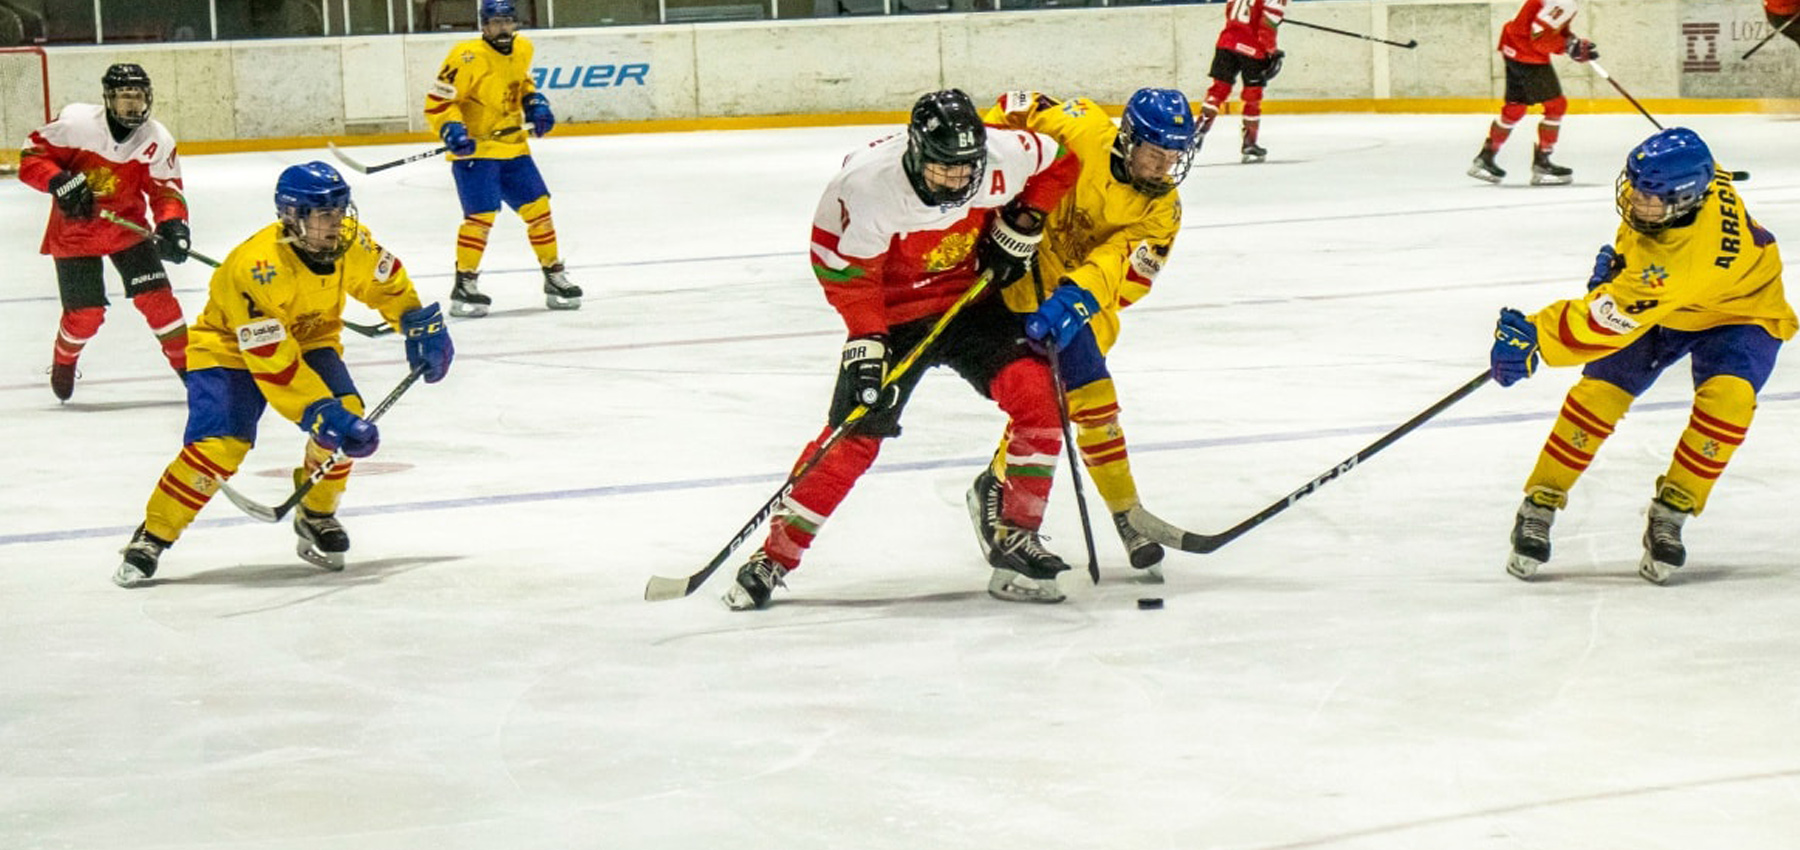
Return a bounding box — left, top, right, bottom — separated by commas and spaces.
440, 121, 476, 156
400, 302, 454, 383
1490, 308, 1541, 387
1025, 282, 1103, 349
300, 397, 380, 458
1588, 244, 1623, 291
521, 92, 555, 138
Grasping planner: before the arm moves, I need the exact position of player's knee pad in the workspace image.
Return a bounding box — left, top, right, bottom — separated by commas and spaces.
1541, 96, 1568, 122
1664, 375, 1755, 515
130, 288, 186, 335
1241, 86, 1264, 117
1499, 102, 1529, 125
60, 306, 106, 339
1204, 79, 1233, 108
517, 195, 553, 224
1067, 379, 1122, 431
1565, 377, 1634, 430
988, 357, 1060, 431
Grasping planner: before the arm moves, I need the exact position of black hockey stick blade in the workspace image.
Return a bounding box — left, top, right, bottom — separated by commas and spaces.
1128, 370, 1493, 555
344, 319, 394, 338
216, 366, 426, 523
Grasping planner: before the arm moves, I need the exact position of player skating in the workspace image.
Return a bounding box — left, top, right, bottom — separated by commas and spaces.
977, 88, 1198, 575
424, 0, 579, 318
1489, 128, 1791, 584
1468, 0, 1597, 185
722, 89, 1080, 610
19, 63, 191, 401
114, 162, 454, 587
1197, 0, 1288, 164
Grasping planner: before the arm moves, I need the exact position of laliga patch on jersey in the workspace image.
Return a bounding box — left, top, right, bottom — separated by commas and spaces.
1589, 294, 1640, 335
375, 250, 400, 282
236, 317, 288, 350
429, 80, 456, 100
1129, 242, 1165, 280
1003, 91, 1032, 114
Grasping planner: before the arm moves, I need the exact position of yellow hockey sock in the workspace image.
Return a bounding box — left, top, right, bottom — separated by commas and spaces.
144, 437, 251, 542
1658, 375, 1756, 515
1067, 379, 1140, 513
1523, 377, 1634, 500
519, 196, 560, 268
455, 211, 496, 273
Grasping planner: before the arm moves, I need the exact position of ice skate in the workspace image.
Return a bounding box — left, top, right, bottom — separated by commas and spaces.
722, 549, 787, 610
1505, 496, 1556, 579
1638, 498, 1689, 584
964, 469, 1005, 563
1530, 147, 1573, 186
985, 526, 1069, 603
1468, 147, 1506, 184
294, 508, 349, 571
1113, 509, 1165, 579
114, 524, 170, 588
1240, 141, 1267, 164
542, 262, 583, 311
449, 269, 490, 318
49, 362, 76, 402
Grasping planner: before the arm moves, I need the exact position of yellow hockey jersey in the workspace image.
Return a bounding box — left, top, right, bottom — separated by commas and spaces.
424, 34, 537, 161
1532, 168, 1794, 366
983, 92, 1183, 353
187, 222, 424, 422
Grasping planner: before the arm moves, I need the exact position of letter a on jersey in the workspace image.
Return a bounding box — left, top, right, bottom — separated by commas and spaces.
988, 170, 1006, 195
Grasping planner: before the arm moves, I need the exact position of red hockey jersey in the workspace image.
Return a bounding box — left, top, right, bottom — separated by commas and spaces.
1499, 0, 1576, 64
19, 103, 186, 258
1216, 0, 1288, 59
809, 128, 1078, 337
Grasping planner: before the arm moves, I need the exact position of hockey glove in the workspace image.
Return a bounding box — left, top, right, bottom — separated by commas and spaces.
1265, 49, 1286, 81
300, 397, 380, 458
976, 199, 1046, 288
522, 92, 555, 138
401, 302, 454, 384
1588, 244, 1623, 292
440, 121, 477, 157
1490, 308, 1541, 387
48, 170, 95, 219
1567, 38, 1599, 62
842, 334, 896, 412
1025, 281, 1103, 350
155, 219, 191, 264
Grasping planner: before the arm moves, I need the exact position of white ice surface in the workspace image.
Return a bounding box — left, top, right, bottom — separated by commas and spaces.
3, 113, 1800, 850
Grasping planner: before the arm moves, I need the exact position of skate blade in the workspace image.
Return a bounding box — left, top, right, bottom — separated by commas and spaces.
544, 295, 582, 311
1638, 553, 1678, 584
112, 562, 151, 588
450, 301, 490, 318
1467, 166, 1503, 184
1530, 174, 1573, 186
987, 569, 1065, 603
297, 541, 346, 571
720, 583, 761, 611
1241, 154, 1266, 164
1505, 552, 1545, 580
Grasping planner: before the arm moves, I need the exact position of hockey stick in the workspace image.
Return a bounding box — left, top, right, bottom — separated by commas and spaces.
328, 125, 523, 175
644, 271, 997, 602
343, 319, 393, 338
1585, 62, 1751, 182
1743, 13, 1798, 60
217, 365, 425, 523
99, 210, 223, 267
1283, 17, 1418, 49
1031, 267, 1098, 585
1128, 370, 1492, 554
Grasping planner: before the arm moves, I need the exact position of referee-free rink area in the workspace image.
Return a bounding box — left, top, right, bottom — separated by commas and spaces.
3, 112, 1799, 849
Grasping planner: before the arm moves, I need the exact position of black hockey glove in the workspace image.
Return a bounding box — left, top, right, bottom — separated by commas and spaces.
976, 199, 1046, 288
155, 219, 191, 264
841, 334, 895, 413
48, 170, 95, 219
1265, 49, 1286, 81
1567, 38, 1598, 62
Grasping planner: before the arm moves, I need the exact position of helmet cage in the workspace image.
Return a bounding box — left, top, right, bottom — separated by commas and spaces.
1114, 88, 1197, 198
1615, 128, 1714, 235
275, 163, 357, 262
101, 63, 153, 129
480, 0, 519, 52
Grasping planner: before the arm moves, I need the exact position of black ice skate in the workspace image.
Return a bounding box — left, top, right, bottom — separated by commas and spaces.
1638, 498, 1689, 584
1506, 496, 1556, 579
114, 524, 171, 588
985, 525, 1069, 603
1530, 147, 1573, 186
49, 362, 76, 402
1468, 146, 1506, 184
1240, 141, 1267, 164
1113, 509, 1165, 578
294, 508, 350, 571
449, 269, 491, 318
965, 469, 1005, 562
722, 549, 788, 610
542, 262, 583, 311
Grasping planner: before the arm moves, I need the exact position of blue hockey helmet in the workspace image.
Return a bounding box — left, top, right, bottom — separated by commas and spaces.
1616, 127, 1714, 234
479, 0, 521, 53
1114, 88, 1197, 198
903, 89, 987, 208
274, 161, 355, 262
479, 0, 518, 22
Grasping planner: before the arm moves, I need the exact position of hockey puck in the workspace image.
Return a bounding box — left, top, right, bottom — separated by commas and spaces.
1137, 597, 1164, 610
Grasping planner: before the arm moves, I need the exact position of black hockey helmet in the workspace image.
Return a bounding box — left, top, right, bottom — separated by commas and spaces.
101, 63, 153, 129
903, 89, 986, 208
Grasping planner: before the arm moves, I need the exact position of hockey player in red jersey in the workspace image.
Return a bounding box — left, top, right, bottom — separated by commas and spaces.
723, 89, 1081, 610
19, 63, 192, 401
1197, 0, 1288, 164
1766, 0, 1800, 50
1469, 0, 1597, 185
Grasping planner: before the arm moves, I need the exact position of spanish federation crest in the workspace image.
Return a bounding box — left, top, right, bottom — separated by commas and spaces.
1639, 264, 1667, 289
251, 259, 277, 285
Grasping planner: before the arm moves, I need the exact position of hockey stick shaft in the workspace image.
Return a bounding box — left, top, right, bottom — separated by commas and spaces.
328, 126, 523, 175
100, 210, 223, 267
644, 271, 997, 601
217, 365, 426, 523
1583, 63, 1751, 182
1030, 266, 1098, 585
1283, 17, 1418, 49
1743, 13, 1798, 60
1129, 370, 1492, 555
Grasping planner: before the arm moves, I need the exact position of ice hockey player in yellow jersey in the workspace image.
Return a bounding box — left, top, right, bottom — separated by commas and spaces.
114, 162, 455, 587
424, 0, 580, 318
1489, 128, 1792, 584
974, 88, 1197, 575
